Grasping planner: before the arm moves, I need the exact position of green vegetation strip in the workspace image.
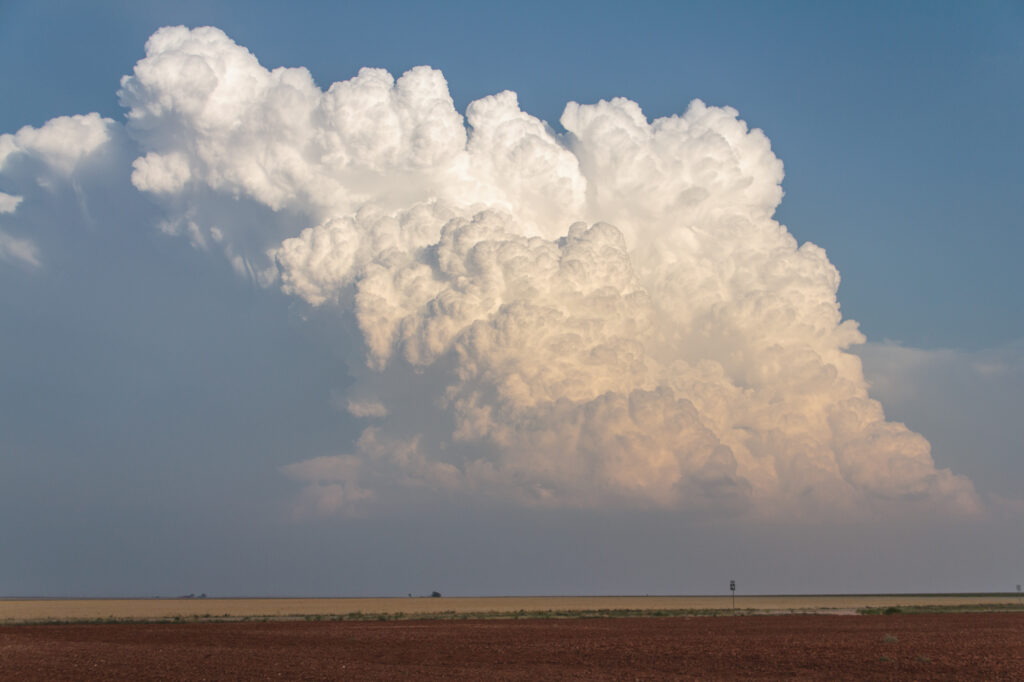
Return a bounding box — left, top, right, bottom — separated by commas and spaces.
5, 603, 1024, 626
856, 603, 1024, 615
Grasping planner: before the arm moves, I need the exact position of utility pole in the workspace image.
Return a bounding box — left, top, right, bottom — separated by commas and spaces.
730, 579, 736, 612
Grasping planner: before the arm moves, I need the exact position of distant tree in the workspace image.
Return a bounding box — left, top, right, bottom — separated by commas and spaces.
431, 591, 442, 598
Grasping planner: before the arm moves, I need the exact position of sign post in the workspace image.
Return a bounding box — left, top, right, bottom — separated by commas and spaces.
730, 579, 735, 611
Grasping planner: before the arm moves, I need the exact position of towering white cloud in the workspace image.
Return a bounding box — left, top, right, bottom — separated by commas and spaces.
2, 26, 979, 518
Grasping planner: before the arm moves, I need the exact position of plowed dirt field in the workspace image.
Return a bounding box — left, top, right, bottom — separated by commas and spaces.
2, 612, 1021, 680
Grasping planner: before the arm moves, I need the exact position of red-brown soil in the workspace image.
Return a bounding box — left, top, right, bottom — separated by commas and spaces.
2, 612, 1021, 680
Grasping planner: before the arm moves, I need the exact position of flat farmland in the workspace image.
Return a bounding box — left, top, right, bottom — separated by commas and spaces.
1, 613, 1022, 680
1, 594, 1020, 623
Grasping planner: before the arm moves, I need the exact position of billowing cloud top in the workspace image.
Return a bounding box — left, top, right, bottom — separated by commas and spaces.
1, 26, 978, 519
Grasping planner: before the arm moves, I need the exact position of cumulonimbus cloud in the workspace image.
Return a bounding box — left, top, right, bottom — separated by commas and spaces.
1, 26, 979, 518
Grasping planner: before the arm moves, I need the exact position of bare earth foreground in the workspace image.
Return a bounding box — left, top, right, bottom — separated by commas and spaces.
1, 594, 1018, 621
2, 613, 1022, 680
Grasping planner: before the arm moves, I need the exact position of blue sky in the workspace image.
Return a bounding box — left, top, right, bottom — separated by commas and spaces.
4, 0, 1021, 348
1, 1, 1022, 597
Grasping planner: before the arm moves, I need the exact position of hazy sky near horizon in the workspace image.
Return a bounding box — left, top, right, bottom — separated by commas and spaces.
1, 1, 1022, 597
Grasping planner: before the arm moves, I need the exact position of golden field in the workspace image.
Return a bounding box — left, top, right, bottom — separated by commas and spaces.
2, 594, 1020, 623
